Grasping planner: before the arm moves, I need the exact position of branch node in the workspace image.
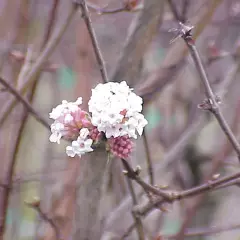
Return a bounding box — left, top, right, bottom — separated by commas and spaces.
134, 165, 142, 175
169, 22, 194, 43
198, 95, 221, 111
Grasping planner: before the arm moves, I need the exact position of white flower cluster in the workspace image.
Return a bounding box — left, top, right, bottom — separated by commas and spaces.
66, 128, 93, 157
88, 81, 148, 139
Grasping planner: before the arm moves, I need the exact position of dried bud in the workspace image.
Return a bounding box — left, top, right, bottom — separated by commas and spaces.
124, 0, 139, 11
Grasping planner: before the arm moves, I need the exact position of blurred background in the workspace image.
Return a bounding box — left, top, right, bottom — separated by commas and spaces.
0, 0, 240, 239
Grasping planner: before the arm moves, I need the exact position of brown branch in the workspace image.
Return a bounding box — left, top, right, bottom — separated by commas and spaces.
121, 159, 145, 240
142, 129, 154, 185
135, 0, 222, 103
175, 100, 240, 240
167, 0, 240, 160
75, 0, 109, 83
121, 159, 240, 209
0, 77, 49, 129
113, 68, 237, 238
121, 159, 173, 201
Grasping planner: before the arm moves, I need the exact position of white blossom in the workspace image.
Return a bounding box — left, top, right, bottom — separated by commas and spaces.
88, 81, 147, 138
49, 122, 64, 144
79, 128, 90, 140
49, 97, 82, 120
66, 137, 93, 157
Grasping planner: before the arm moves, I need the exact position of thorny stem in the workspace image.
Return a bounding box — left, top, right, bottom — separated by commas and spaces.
121, 159, 145, 240
167, 0, 240, 161
75, 0, 109, 83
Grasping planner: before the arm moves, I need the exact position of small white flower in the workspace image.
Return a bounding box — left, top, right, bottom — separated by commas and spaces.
64, 113, 73, 123
79, 128, 90, 140
49, 132, 62, 144
134, 113, 148, 136
66, 137, 93, 157
49, 105, 65, 120
49, 122, 64, 144
66, 146, 76, 157
105, 125, 122, 138
75, 97, 83, 105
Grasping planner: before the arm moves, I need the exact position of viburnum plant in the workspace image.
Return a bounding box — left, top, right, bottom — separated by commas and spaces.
49, 81, 148, 159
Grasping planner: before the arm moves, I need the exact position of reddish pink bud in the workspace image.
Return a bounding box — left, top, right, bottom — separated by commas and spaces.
108, 136, 134, 159
89, 127, 102, 142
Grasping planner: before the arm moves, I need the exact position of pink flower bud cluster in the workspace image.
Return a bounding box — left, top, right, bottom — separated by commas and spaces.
108, 136, 133, 159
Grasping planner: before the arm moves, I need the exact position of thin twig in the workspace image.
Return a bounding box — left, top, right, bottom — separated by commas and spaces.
121, 158, 240, 208
0, 77, 49, 128
112, 69, 238, 238
142, 128, 154, 185
167, 0, 240, 160
121, 159, 172, 201
121, 159, 145, 240
75, 0, 109, 83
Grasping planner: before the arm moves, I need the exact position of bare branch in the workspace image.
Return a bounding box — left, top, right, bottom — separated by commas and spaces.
121, 159, 145, 240
142, 129, 154, 185
0, 77, 49, 129
167, 0, 240, 160
75, 0, 109, 83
